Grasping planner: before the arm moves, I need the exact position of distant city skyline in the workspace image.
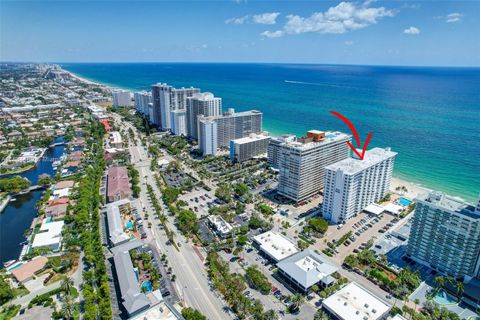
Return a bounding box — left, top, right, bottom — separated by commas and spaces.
1, 0, 479, 66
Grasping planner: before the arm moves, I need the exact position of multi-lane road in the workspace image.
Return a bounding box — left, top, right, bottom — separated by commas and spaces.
115, 116, 233, 320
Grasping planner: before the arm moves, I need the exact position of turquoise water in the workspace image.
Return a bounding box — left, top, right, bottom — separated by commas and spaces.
126, 220, 133, 229
61, 63, 480, 202
142, 281, 153, 292
398, 198, 412, 206
434, 289, 458, 305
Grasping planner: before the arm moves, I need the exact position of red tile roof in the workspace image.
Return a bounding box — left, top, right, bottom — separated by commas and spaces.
107, 166, 131, 200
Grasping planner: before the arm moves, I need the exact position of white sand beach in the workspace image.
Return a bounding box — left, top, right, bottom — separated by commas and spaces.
390, 176, 432, 200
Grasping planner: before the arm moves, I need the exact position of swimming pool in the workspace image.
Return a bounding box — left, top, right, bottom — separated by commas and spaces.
398, 197, 412, 206
6, 262, 24, 271
142, 281, 153, 292
434, 289, 458, 305
125, 220, 133, 229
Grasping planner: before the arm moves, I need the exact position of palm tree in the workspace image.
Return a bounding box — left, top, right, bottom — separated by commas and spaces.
291, 293, 305, 309
62, 294, 74, 320
262, 310, 278, 320
434, 275, 445, 293
314, 309, 330, 320
455, 281, 464, 297
61, 277, 74, 295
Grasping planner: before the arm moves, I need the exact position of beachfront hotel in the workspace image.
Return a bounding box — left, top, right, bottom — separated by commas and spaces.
270, 130, 351, 203
112, 89, 132, 107
407, 191, 480, 280
151, 83, 200, 131
322, 147, 397, 224
185, 92, 222, 139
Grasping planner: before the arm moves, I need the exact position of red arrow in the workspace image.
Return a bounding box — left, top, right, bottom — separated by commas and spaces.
330, 111, 372, 160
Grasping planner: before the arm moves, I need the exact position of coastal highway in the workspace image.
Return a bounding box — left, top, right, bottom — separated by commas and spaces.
122, 125, 232, 319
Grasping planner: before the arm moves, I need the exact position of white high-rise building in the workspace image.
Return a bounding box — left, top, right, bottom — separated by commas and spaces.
170, 109, 187, 136
230, 133, 270, 162
134, 91, 152, 116
112, 90, 132, 107
186, 92, 222, 139
407, 191, 480, 280
322, 147, 397, 224
151, 83, 200, 130
198, 118, 217, 156
268, 134, 297, 168
273, 130, 351, 203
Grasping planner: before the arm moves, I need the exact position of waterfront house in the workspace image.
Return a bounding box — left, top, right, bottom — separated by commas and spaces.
11, 256, 48, 283
31, 218, 64, 251
45, 203, 68, 219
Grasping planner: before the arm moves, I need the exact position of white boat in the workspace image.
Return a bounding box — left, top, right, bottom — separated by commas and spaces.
3, 260, 16, 268
10, 198, 17, 202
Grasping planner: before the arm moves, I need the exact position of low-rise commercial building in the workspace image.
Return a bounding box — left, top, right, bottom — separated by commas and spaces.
107, 166, 132, 202
106, 199, 132, 247
113, 242, 151, 317
322, 147, 397, 224
322, 282, 391, 320
277, 249, 339, 294
207, 215, 233, 238
109, 131, 123, 148
253, 231, 298, 263
230, 133, 270, 162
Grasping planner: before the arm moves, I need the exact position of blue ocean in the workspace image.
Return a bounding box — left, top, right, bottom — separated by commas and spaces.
61, 63, 480, 202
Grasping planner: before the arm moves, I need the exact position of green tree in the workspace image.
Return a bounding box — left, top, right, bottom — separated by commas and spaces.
308, 217, 329, 234
181, 307, 207, 320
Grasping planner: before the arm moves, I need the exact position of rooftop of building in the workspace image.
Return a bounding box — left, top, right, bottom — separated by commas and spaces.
253, 231, 298, 262
107, 166, 131, 197
31, 219, 64, 248
277, 131, 351, 151
325, 147, 397, 174
113, 242, 150, 316
232, 132, 270, 144
322, 282, 390, 320
11, 256, 48, 282
277, 249, 338, 288
106, 199, 131, 246
417, 191, 480, 219
207, 215, 233, 234
202, 108, 262, 121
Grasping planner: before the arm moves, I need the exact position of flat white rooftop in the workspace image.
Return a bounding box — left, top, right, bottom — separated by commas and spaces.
325, 147, 397, 175
364, 203, 384, 215
280, 131, 351, 151
322, 282, 390, 320
232, 133, 270, 145
32, 219, 64, 248
253, 231, 298, 262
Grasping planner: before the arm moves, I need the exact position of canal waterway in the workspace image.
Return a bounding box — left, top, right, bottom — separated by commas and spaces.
0, 140, 66, 264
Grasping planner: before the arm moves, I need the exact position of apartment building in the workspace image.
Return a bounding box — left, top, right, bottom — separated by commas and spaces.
170, 109, 187, 136
151, 83, 200, 130
322, 147, 397, 224
273, 130, 351, 203
407, 191, 480, 280
112, 90, 132, 107
185, 92, 222, 139
134, 91, 152, 116
198, 118, 217, 156
230, 132, 270, 162
267, 134, 296, 168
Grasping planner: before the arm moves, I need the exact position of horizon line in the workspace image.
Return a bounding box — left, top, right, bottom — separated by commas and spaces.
2, 61, 480, 69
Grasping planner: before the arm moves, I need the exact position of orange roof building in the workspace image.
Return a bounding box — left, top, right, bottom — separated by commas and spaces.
11, 256, 48, 283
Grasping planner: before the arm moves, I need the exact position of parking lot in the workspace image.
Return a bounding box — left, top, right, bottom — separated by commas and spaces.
317, 211, 399, 263
217, 245, 317, 319
178, 187, 216, 218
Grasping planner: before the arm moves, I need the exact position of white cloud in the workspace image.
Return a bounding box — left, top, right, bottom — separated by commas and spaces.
344, 40, 354, 45
261, 1, 394, 38
226, 12, 280, 25
403, 26, 420, 34
446, 12, 463, 23
261, 30, 284, 38
252, 12, 280, 25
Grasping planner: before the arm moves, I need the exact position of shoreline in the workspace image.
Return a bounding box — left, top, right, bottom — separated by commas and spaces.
59, 65, 473, 203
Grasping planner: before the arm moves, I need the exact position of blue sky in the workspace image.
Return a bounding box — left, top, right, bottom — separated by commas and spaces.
1, 0, 479, 66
